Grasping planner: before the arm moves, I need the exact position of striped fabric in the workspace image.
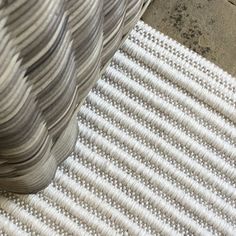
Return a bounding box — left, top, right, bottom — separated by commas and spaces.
0, 21, 236, 235
0, 0, 150, 193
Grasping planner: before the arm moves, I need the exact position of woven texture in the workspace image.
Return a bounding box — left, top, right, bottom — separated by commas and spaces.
0, 0, 149, 193
0, 21, 236, 235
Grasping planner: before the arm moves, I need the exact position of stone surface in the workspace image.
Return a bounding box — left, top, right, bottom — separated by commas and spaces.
142, 0, 236, 77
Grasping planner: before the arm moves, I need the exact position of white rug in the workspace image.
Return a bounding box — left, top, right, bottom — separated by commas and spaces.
0, 21, 236, 236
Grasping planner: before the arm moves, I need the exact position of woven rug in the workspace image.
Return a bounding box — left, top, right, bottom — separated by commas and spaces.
0, 21, 236, 235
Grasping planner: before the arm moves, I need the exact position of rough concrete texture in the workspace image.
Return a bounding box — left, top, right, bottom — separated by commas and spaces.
142, 0, 236, 77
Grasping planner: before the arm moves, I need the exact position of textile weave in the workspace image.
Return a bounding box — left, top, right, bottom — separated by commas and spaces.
0, 21, 236, 235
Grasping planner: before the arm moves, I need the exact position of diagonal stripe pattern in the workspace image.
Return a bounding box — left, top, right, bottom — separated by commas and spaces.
0, 21, 235, 235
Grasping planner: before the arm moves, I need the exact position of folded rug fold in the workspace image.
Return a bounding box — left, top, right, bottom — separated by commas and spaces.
0, 0, 149, 193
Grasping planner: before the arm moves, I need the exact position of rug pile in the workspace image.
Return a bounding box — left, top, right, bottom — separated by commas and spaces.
0, 21, 235, 235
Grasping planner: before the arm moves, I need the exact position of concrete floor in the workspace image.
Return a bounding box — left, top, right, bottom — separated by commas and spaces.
142, 0, 236, 77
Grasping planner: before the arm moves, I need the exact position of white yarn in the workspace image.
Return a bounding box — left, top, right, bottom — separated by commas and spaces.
77, 124, 236, 220
130, 30, 236, 100
112, 52, 236, 141
122, 40, 236, 123
0, 215, 28, 236
135, 22, 236, 89
102, 68, 236, 162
